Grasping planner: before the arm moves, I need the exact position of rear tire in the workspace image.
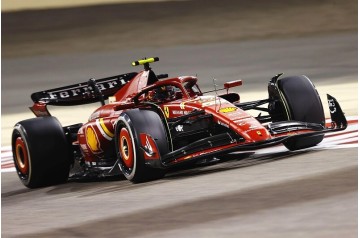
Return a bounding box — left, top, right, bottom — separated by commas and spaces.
115, 109, 169, 183
276, 75, 325, 150
11, 117, 71, 188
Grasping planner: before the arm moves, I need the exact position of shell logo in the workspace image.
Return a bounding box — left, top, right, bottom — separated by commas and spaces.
219, 107, 237, 113
86, 126, 102, 153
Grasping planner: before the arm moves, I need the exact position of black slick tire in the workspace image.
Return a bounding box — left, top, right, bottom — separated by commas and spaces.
277, 75, 325, 150
115, 109, 169, 183
11, 117, 71, 188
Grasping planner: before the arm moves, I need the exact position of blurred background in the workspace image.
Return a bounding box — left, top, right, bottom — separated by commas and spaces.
2, 0, 357, 135
1, 0, 358, 237
2, 0, 357, 59
2, 0, 357, 57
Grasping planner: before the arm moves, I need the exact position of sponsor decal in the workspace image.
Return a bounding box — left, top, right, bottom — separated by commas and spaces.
85, 126, 102, 154
175, 125, 184, 132
180, 103, 186, 109
328, 99, 336, 113
164, 106, 170, 118
219, 107, 237, 113
140, 134, 159, 159
173, 110, 184, 115
256, 130, 262, 136
172, 110, 190, 116
47, 79, 126, 100
144, 136, 154, 157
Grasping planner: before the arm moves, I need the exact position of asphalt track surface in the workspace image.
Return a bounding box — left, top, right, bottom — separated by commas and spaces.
2, 32, 358, 237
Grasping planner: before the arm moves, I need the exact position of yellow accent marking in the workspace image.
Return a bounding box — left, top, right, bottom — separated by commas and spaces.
219, 107, 237, 113
180, 102, 185, 109
164, 106, 170, 118
132, 57, 158, 66
99, 118, 114, 138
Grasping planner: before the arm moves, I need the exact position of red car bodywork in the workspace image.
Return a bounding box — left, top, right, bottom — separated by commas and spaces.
28, 57, 347, 174
71, 70, 271, 166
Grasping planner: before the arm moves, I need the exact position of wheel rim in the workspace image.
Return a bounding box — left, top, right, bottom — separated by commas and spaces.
14, 137, 29, 175
119, 127, 134, 169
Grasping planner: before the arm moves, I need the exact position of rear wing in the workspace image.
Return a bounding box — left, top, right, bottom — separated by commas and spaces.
31, 72, 137, 106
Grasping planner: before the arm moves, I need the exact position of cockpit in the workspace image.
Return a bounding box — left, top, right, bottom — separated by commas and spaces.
134, 76, 202, 104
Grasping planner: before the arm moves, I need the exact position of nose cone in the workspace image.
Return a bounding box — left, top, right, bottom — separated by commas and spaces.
230, 117, 272, 142
244, 127, 271, 142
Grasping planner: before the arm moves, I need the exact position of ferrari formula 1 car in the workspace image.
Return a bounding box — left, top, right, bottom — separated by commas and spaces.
12, 57, 347, 188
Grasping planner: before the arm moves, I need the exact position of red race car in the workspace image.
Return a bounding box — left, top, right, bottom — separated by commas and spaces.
12, 57, 347, 188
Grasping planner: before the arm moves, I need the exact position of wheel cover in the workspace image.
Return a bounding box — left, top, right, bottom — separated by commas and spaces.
119, 128, 134, 169
14, 137, 29, 175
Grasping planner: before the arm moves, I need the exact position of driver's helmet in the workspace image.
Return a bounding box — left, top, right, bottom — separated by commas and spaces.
153, 86, 175, 101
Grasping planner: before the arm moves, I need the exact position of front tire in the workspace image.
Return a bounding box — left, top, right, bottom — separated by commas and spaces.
115, 109, 169, 183
276, 75, 325, 150
11, 117, 71, 188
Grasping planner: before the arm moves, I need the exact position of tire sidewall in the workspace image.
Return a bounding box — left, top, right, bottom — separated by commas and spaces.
116, 115, 138, 180
115, 109, 169, 182
11, 117, 71, 188
277, 75, 325, 150
12, 124, 33, 186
